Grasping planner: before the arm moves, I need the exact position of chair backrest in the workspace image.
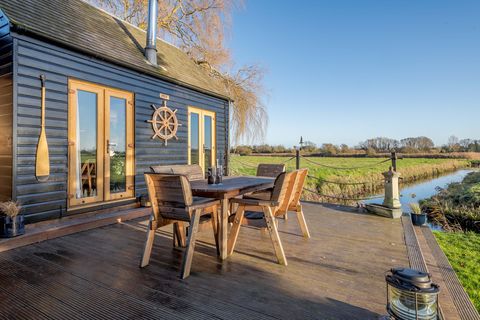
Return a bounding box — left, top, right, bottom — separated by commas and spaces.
172, 165, 205, 180
150, 165, 174, 174
256, 163, 286, 178
144, 173, 193, 222
289, 168, 308, 208
270, 171, 297, 215
150, 164, 204, 181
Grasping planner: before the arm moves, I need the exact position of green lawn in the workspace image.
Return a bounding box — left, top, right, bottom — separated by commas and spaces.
433, 231, 480, 312
230, 156, 468, 180
229, 156, 469, 201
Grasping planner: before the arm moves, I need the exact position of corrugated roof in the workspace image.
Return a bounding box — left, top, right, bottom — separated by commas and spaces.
0, 0, 230, 100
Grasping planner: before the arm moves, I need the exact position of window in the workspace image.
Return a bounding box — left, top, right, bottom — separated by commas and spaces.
188, 107, 216, 172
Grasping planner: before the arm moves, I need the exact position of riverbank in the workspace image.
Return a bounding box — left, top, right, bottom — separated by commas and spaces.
230, 156, 470, 203
433, 231, 480, 312
421, 171, 480, 232
420, 172, 480, 312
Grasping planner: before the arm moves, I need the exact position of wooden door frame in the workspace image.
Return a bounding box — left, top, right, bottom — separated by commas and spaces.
187, 107, 216, 171
68, 79, 105, 207
104, 88, 135, 201
67, 79, 135, 208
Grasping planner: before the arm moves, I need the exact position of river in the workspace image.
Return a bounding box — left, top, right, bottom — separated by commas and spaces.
365, 169, 475, 214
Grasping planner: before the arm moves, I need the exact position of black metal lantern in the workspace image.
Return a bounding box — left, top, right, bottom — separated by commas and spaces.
386, 268, 439, 320
299, 136, 304, 150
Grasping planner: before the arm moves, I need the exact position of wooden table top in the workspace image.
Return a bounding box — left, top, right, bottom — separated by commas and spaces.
190, 176, 274, 199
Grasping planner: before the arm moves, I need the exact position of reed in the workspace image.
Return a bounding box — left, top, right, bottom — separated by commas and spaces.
409, 203, 422, 214
421, 171, 480, 232
0, 201, 21, 218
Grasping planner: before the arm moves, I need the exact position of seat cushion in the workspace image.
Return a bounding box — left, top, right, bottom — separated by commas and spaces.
244, 211, 265, 220
228, 211, 267, 228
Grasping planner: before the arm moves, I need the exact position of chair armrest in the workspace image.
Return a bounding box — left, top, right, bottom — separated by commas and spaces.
230, 198, 279, 207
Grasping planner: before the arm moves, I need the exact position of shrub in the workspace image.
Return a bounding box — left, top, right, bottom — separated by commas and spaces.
234, 145, 252, 156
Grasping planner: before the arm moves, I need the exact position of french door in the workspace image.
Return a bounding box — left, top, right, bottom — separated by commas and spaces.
188, 107, 216, 172
68, 79, 134, 207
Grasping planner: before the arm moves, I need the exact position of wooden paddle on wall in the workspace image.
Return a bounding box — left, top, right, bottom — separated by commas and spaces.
35, 74, 50, 182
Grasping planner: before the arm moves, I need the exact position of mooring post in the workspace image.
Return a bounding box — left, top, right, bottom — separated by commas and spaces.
365, 152, 402, 218
296, 147, 300, 170
383, 167, 402, 210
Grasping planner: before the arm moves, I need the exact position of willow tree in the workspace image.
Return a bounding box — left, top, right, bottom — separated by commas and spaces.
88, 0, 267, 144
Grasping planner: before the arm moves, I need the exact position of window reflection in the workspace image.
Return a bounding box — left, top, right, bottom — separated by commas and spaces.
109, 97, 127, 193
190, 113, 199, 165
204, 115, 212, 169
76, 90, 97, 199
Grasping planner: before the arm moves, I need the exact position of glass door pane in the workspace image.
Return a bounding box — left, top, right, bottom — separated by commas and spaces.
76, 90, 98, 199
188, 107, 216, 172
69, 79, 134, 207
68, 81, 104, 207
190, 112, 200, 165
204, 115, 213, 169
108, 97, 127, 194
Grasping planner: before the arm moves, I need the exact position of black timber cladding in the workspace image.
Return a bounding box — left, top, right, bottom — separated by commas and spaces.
13, 34, 229, 223
0, 9, 12, 201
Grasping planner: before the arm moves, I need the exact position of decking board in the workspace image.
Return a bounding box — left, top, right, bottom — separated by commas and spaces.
0, 203, 409, 319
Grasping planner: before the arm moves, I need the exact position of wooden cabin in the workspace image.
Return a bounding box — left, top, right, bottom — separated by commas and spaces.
0, 0, 230, 223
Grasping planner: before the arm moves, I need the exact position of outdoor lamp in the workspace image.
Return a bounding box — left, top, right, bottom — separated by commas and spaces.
386, 268, 439, 320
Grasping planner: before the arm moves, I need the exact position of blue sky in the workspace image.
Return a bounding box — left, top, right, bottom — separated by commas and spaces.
228, 1, 480, 147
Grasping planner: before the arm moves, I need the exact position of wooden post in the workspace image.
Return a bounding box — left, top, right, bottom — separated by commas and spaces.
391, 151, 397, 172
296, 148, 300, 170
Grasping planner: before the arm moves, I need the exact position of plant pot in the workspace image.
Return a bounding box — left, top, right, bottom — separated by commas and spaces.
411, 213, 427, 226
0, 215, 25, 238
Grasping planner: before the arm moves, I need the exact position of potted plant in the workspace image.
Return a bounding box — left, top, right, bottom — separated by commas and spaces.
410, 203, 427, 226
0, 201, 25, 238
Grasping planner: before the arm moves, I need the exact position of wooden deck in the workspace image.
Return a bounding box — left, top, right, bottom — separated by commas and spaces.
0, 203, 409, 319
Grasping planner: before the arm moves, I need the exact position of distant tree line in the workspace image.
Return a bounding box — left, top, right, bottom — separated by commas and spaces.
232, 135, 480, 156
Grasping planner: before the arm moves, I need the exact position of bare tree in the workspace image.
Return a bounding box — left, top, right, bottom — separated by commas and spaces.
447, 135, 460, 152
88, 0, 267, 143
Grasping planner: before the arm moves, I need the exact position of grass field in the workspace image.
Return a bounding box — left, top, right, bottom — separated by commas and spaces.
229, 156, 470, 202
433, 231, 480, 312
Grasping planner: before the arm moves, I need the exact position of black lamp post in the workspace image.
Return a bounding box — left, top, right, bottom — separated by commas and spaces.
386, 268, 440, 320
295, 136, 304, 169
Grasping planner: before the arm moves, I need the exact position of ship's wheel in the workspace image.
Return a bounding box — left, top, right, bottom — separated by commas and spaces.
147, 101, 181, 146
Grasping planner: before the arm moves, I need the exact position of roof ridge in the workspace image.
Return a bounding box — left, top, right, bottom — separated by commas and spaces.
79, 0, 181, 51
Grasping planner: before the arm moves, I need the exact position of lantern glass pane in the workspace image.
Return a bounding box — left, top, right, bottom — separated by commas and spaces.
388, 284, 438, 320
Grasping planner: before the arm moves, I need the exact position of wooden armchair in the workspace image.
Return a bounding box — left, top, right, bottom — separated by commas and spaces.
279, 168, 310, 238
244, 169, 310, 235
141, 173, 219, 279
227, 171, 297, 266
242, 163, 287, 218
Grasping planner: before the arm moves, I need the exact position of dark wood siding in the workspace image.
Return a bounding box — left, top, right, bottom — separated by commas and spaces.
0, 10, 13, 202
12, 34, 229, 223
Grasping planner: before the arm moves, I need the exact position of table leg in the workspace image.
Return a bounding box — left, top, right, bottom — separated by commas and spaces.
219, 197, 229, 260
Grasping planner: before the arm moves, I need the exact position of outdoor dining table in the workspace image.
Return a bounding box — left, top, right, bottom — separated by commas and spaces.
190, 176, 275, 260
